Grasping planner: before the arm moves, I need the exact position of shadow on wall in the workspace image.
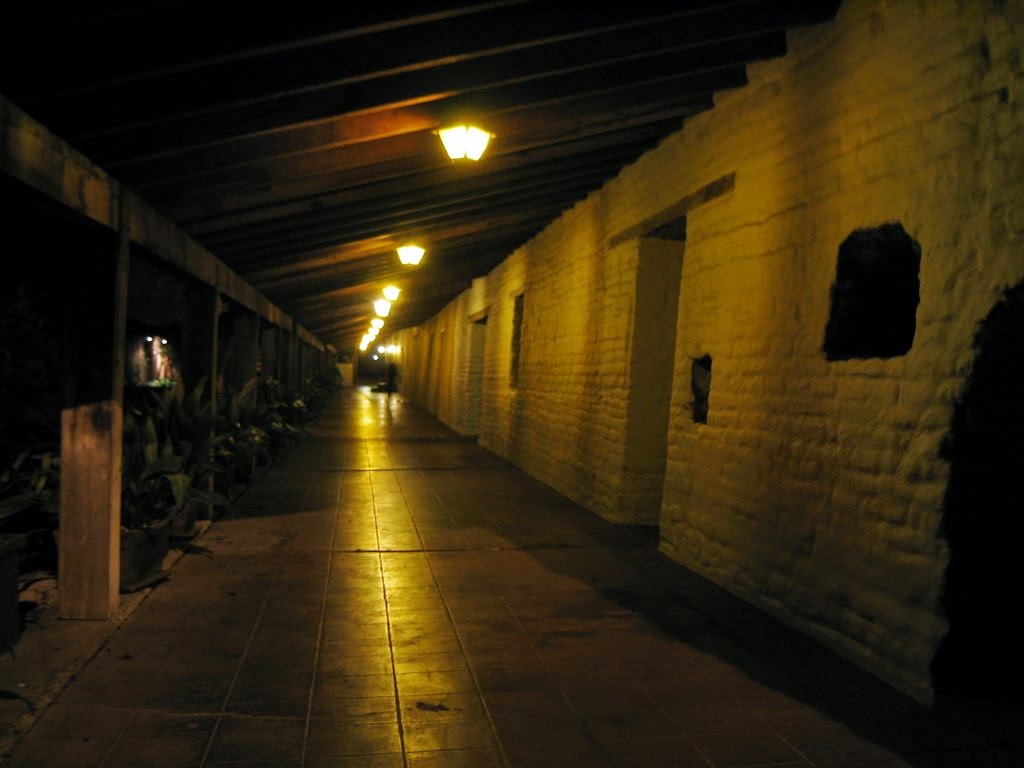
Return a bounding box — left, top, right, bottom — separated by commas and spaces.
933, 280, 1024, 705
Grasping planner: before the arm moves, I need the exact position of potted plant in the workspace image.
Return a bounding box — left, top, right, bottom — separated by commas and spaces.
0, 445, 59, 646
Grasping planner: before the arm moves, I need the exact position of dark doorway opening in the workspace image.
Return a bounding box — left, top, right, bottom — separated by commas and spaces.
933, 280, 1024, 759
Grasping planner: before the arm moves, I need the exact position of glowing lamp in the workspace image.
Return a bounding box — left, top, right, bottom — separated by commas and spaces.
383, 285, 401, 301
371, 318, 385, 329
386, 345, 399, 354
439, 125, 492, 161
374, 299, 392, 317
397, 245, 424, 265
377, 346, 386, 354
368, 327, 380, 337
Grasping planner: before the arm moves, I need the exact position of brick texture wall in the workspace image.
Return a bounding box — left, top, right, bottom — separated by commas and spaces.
388, 0, 1024, 701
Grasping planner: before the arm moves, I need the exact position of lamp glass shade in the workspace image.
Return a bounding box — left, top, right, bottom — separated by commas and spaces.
374, 299, 392, 317
371, 318, 385, 329
397, 245, 424, 265
465, 127, 491, 160
439, 125, 491, 161
383, 285, 401, 301
438, 126, 468, 159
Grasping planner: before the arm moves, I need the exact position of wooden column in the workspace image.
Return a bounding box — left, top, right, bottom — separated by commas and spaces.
285, 329, 297, 390
261, 324, 280, 380
181, 284, 219, 397
222, 308, 259, 391
59, 196, 129, 619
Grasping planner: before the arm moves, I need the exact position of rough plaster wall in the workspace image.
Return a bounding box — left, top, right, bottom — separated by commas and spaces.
650, 0, 1024, 702
477, 222, 640, 520
392, 0, 1024, 700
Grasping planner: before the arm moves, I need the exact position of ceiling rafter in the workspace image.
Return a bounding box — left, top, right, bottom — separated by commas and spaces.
0, 1, 841, 349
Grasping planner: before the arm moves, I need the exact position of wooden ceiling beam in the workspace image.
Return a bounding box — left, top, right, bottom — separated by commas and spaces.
166, 116, 681, 223
181, 126, 688, 234
108, 32, 781, 183
223, 192, 578, 265
210, 165, 620, 257
65, 2, 812, 162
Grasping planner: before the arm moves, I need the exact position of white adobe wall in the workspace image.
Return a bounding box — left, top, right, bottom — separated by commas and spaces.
391, 0, 1024, 701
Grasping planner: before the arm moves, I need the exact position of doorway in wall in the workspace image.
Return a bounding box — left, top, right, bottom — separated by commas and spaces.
934, 281, 1024, 699
465, 316, 487, 435
619, 233, 684, 526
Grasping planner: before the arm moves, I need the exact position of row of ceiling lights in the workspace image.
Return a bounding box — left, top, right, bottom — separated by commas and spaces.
360, 125, 492, 353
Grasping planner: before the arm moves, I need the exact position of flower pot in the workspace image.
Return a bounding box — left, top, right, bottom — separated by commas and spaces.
120, 520, 170, 593
170, 499, 204, 541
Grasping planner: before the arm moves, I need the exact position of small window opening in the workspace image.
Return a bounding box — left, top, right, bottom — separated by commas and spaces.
691, 354, 712, 423
510, 293, 524, 389
823, 222, 921, 361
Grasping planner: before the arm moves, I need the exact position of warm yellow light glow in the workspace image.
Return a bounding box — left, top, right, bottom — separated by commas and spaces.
439, 125, 492, 161
377, 346, 386, 354
386, 345, 399, 354
382, 285, 401, 301
359, 335, 371, 351
374, 299, 392, 317
371, 318, 385, 329
368, 327, 380, 337
397, 245, 424, 265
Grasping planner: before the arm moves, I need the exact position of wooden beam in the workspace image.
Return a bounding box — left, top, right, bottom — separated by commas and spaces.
608, 173, 736, 247
0, 95, 328, 343
111, 32, 781, 185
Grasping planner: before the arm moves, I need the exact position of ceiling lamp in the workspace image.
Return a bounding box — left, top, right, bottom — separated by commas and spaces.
374, 299, 392, 317
382, 285, 401, 301
368, 326, 380, 337
371, 318, 385, 329
439, 125, 492, 161
397, 244, 424, 265
359, 335, 371, 351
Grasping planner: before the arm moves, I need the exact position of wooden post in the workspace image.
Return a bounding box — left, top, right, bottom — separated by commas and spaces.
58, 195, 129, 618
221, 307, 259, 391
181, 284, 219, 398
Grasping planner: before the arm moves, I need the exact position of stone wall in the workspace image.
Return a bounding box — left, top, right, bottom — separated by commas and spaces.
387, 0, 1024, 701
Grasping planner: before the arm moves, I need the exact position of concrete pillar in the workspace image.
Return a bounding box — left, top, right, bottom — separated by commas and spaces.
58, 197, 129, 619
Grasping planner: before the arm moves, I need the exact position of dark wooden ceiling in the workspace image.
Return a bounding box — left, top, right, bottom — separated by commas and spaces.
1, 0, 840, 350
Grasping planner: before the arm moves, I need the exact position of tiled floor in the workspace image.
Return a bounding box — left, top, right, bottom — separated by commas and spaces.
6, 388, 971, 767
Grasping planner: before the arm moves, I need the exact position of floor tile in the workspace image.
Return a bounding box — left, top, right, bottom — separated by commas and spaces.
2, 390, 956, 768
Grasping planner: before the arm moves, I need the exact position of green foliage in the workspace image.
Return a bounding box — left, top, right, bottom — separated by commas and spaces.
0, 446, 59, 529
122, 380, 229, 528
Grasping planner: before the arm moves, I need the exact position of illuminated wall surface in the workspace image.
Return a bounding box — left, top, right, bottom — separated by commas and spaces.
391, 0, 1024, 702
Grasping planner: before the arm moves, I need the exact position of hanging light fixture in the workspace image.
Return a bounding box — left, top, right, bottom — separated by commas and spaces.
397, 244, 425, 265
438, 125, 492, 161
368, 326, 380, 337
374, 299, 392, 317
371, 318, 385, 329
359, 335, 371, 351
382, 285, 401, 301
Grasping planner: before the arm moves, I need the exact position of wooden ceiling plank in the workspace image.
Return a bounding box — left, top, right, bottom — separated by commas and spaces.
68, 3, 808, 162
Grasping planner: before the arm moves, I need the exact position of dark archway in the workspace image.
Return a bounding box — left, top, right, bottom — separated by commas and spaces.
933, 281, 1024, 702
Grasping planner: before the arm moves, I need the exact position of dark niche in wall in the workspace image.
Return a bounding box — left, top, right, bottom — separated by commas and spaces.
691, 354, 712, 423
823, 223, 920, 360
933, 280, 1024, 701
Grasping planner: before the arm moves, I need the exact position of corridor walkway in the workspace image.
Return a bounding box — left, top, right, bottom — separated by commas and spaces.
7, 388, 958, 767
